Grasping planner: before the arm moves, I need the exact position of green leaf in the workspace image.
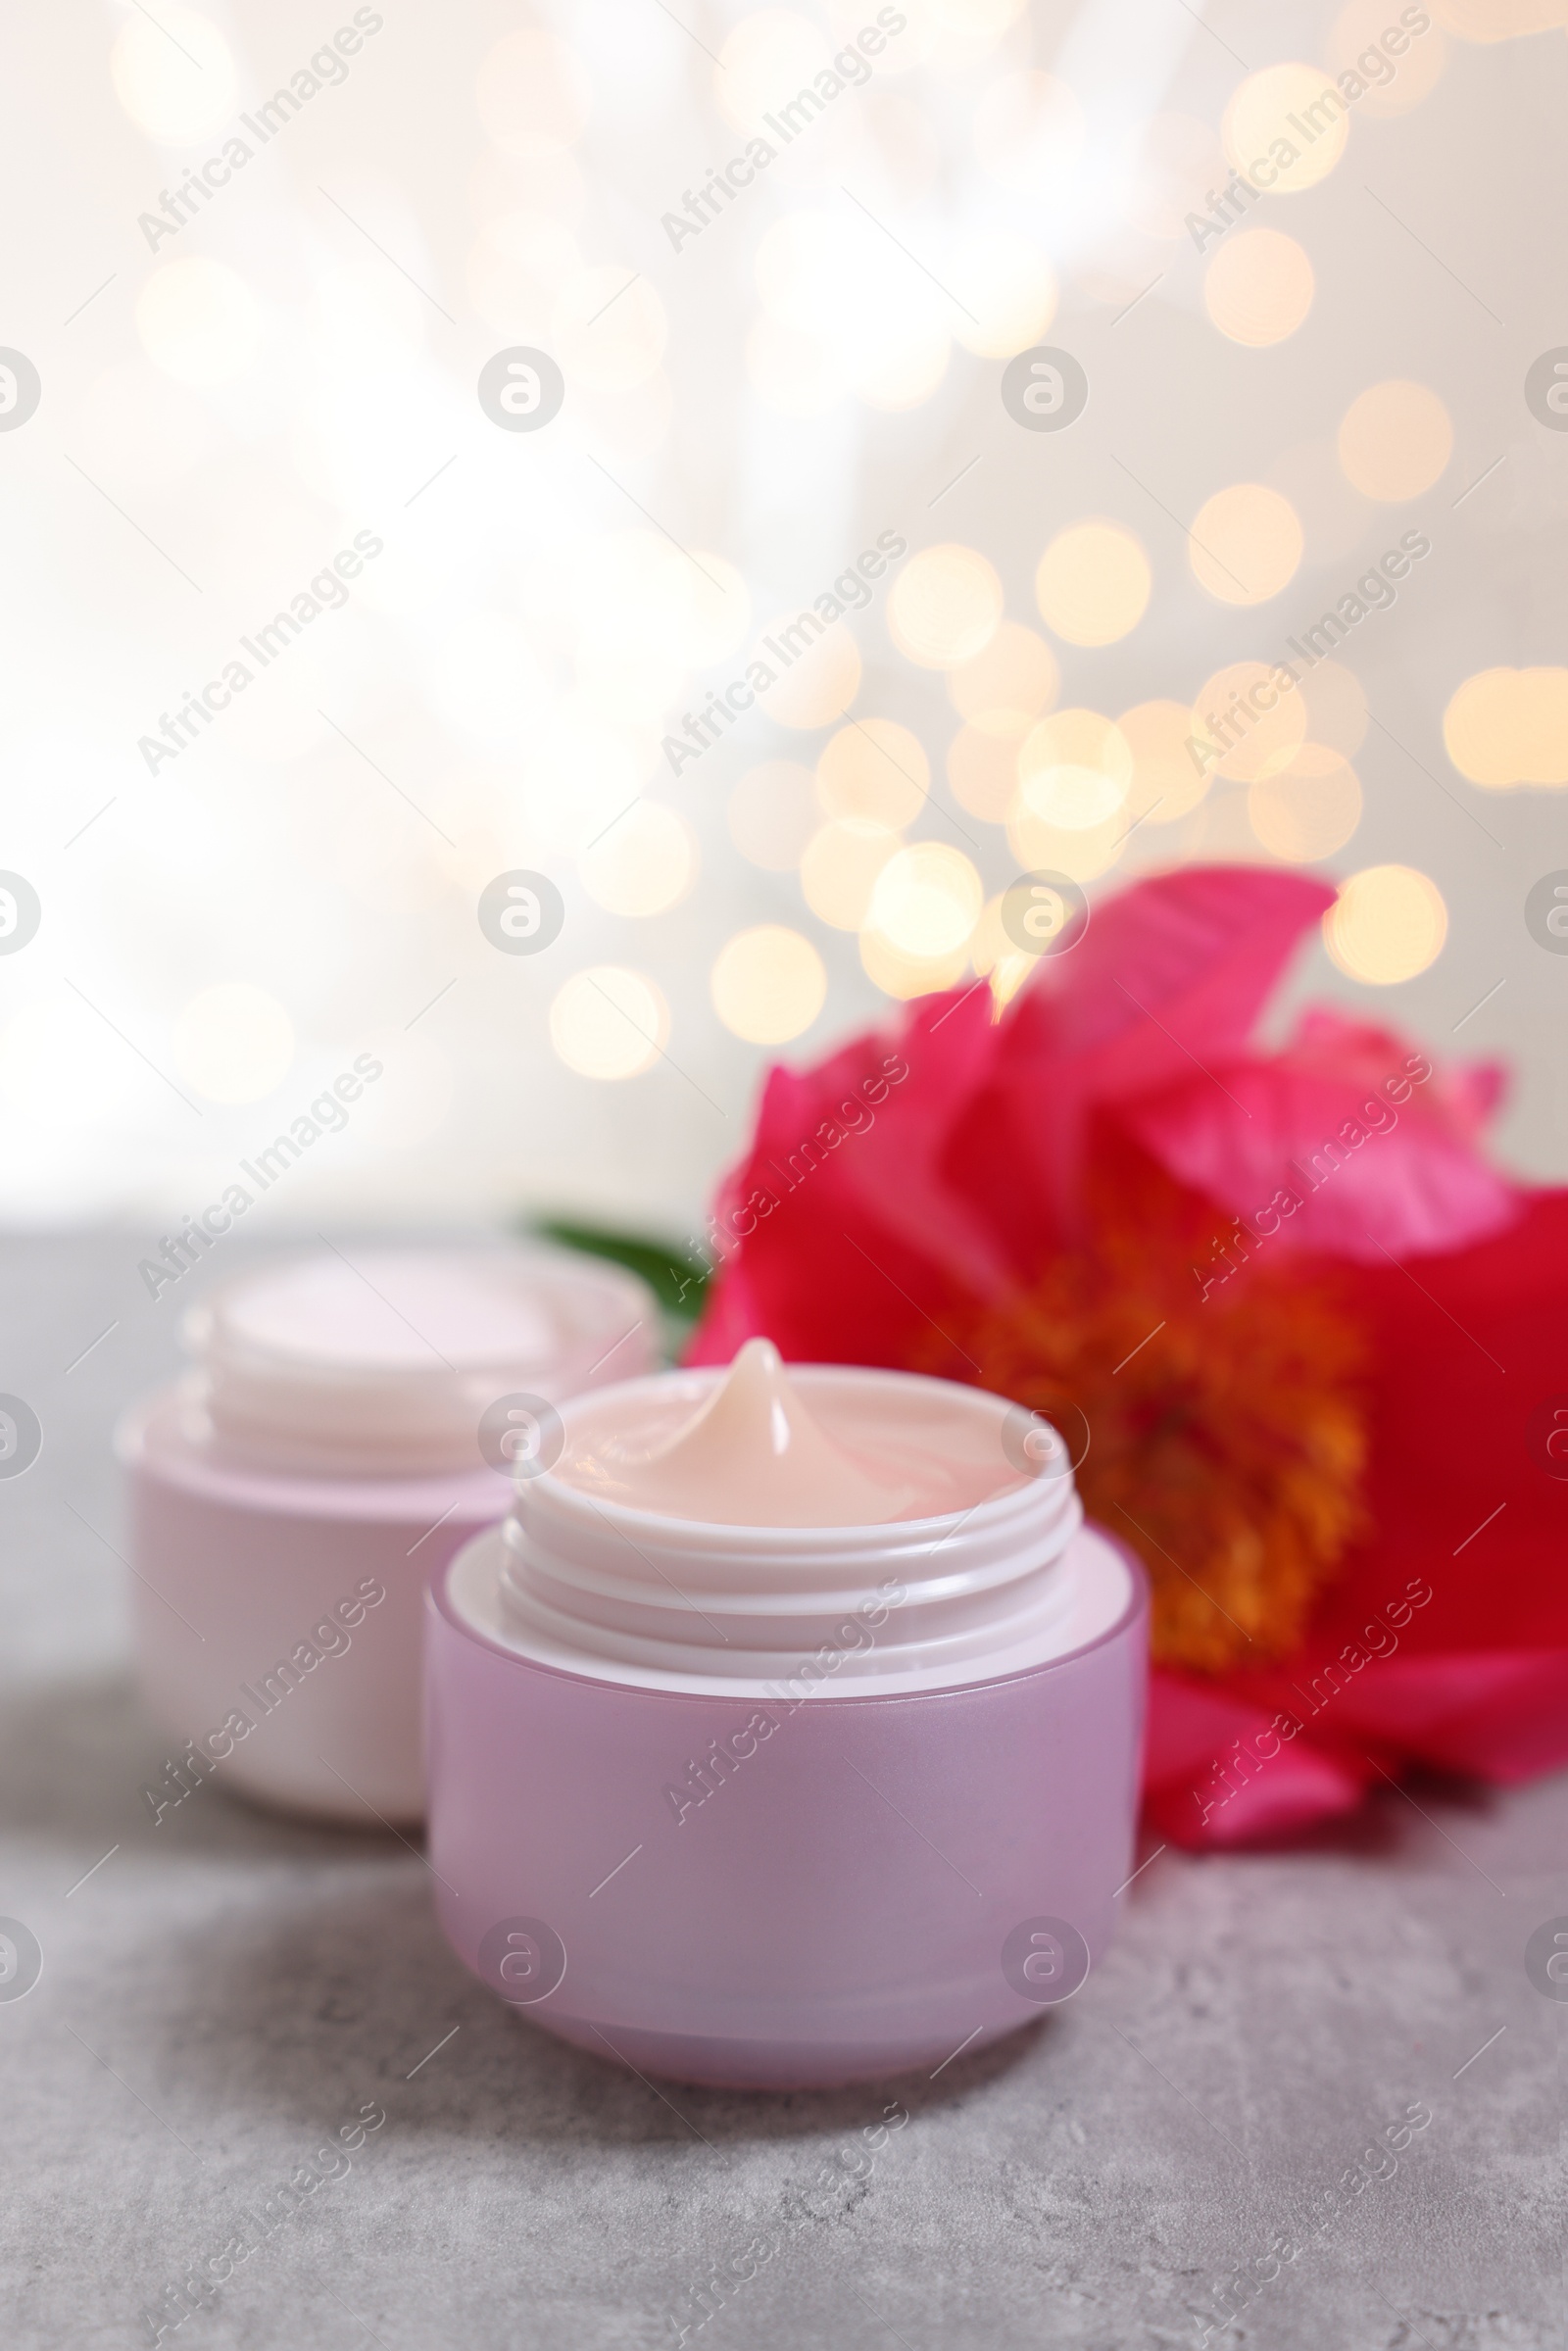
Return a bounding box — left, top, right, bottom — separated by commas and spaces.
527, 1216, 710, 1333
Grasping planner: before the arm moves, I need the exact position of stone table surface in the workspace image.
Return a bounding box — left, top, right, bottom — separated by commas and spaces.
1, 1233, 1563, 2351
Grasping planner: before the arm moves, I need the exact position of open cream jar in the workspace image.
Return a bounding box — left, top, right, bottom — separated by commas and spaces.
118, 1244, 656, 1825
428, 1340, 1148, 2088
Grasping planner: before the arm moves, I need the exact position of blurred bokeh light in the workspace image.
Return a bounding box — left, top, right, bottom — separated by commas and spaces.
1, 0, 1561, 1235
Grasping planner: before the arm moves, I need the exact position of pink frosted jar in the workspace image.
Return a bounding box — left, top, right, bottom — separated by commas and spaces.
117, 1245, 656, 1825
427, 1354, 1148, 2088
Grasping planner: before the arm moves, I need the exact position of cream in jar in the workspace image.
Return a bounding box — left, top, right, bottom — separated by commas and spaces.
428, 1341, 1148, 2087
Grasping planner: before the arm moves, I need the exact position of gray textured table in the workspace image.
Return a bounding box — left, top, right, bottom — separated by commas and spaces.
2, 1234, 1563, 2351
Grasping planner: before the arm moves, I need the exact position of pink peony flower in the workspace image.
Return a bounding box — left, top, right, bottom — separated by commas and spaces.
687, 866, 1568, 1846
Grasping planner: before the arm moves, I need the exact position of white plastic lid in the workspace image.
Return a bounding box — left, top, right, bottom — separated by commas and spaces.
466, 1358, 1128, 1694
179, 1245, 657, 1475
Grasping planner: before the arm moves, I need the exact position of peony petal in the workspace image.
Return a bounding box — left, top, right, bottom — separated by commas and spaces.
1145, 1651, 1568, 1847
967, 865, 1338, 1254
1316, 1651, 1568, 1784
1286, 1006, 1505, 1140
1120, 1044, 1518, 1264
1149, 1192, 1568, 1841
1321, 1188, 1568, 1653
1007, 863, 1336, 1083
1142, 1669, 1371, 1847
1139, 1667, 1269, 1788
688, 982, 1009, 1366
692, 867, 1343, 1355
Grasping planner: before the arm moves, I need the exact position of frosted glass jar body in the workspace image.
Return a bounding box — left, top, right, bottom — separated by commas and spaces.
427, 1526, 1147, 2086
123, 1414, 510, 1822
119, 1245, 656, 1823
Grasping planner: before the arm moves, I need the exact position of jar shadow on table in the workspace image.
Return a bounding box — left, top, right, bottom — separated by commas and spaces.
0, 1670, 394, 1865
6, 1674, 1048, 2145
160, 1870, 1050, 2151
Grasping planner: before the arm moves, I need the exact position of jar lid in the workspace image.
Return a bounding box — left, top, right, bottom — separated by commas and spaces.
181, 1245, 657, 1475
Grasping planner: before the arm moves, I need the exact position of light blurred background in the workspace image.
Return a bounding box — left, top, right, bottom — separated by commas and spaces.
3, 0, 1567, 1246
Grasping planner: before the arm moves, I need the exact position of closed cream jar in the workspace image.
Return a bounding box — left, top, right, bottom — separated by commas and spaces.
118, 1244, 656, 1825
